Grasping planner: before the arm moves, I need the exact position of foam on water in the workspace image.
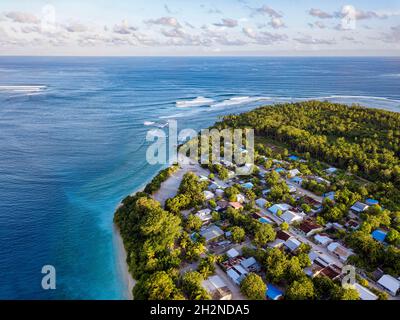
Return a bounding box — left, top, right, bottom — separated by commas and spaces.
176, 96, 214, 107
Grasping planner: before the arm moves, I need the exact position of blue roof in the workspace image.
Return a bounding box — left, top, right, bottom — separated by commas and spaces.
259, 217, 273, 224
366, 199, 379, 206
288, 155, 299, 161
266, 284, 283, 300
275, 168, 285, 173
242, 182, 254, 189
290, 177, 303, 183
371, 229, 387, 242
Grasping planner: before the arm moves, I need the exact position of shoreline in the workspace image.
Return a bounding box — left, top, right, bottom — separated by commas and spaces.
114, 224, 135, 300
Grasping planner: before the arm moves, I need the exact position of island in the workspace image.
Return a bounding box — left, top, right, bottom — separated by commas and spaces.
114, 101, 400, 300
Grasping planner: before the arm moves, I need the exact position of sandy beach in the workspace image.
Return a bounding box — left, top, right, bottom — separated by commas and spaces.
114, 225, 136, 300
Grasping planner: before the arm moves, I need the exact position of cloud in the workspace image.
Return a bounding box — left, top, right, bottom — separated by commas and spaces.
20, 25, 41, 33
269, 17, 286, 29
242, 27, 287, 45
294, 35, 336, 45
5, 11, 40, 24
145, 16, 181, 28
64, 22, 88, 33
335, 5, 398, 21
308, 8, 333, 19
251, 5, 282, 18
381, 25, 400, 43
113, 20, 137, 34
213, 18, 238, 28
309, 21, 326, 29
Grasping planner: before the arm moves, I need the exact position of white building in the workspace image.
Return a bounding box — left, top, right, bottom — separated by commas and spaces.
280, 210, 304, 224
203, 190, 215, 201
226, 248, 240, 259
196, 209, 212, 223
288, 169, 301, 178
268, 203, 291, 215
314, 234, 333, 246
354, 283, 378, 300
377, 274, 400, 296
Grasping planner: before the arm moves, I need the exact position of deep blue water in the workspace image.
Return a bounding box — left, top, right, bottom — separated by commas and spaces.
0, 57, 399, 299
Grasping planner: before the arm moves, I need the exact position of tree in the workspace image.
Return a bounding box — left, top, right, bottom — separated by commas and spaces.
230, 226, 246, 243
185, 214, 203, 232
182, 271, 210, 300
264, 248, 288, 283
341, 287, 360, 300
253, 224, 276, 247
198, 255, 216, 278
286, 277, 315, 300
240, 273, 266, 300
137, 271, 177, 300
280, 222, 289, 231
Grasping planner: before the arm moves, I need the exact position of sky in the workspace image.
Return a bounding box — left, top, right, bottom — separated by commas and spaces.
0, 0, 399, 56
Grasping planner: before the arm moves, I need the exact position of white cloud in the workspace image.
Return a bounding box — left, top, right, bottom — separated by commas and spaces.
64, 22, 88, 33
5, 11, 40, 24
269, 17, 286, 29
252, 5, 282, 18
308, 8, 333, 19
145, 16, 181, 28
294, 35, 336, 45
213, 18, 238, 28
242, 27, 287, 45
113, 20, 137, 34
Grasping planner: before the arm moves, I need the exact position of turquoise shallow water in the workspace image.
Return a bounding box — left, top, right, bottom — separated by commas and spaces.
0, 57, 399, 299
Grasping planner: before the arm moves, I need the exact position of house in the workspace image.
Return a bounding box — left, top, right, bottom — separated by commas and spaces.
290, 177, 304, 187
236, 194, 246, 203
308, 250, 335, 267
229, 202, 244, 210
323, 191, 336, 202
200, 225, 224, 242
241, 182, 254, 190
313, 264, 342, 281
354, 283, 378, 301
280, 210, 304, 224
325, 167, 337, 175
288, 155, 300, 161
209, 182, 222, 191
350, 201, 369, 214
227, 170, 236, 179
298, 219, 323, 237
276, 230, 292, 241
268, 203, 291, 215
366, 198, 379, 206
268, 239, 285, 248
314, 234, 333, 246
196, 209, 212, 223
371, 229, 387, 242
346, 219, 360, 230
226, 248, 240, 259
203, 275, 232, 300
377, 275, 400, 296
215, 189, 225, 197
240, 257, 260, 272
216, 200, 229, 212
288, 185, 297, 194
226, 268, 242, 285
227, 265, 248, 285
236, 163, 254, 175
203, 190, 215, 201
255, 198, 268, 208
199, 175, 209, 182
266, 284, 283, 300
284, 237, 302, 252
262, 189, 271, 196
310, 176, 331, 185
327, 242, 353, 262
288, 169, 301, 178
275, 167, 286, 174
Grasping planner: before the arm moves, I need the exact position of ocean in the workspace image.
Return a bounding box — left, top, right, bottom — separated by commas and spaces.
0, 57, 399, 299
